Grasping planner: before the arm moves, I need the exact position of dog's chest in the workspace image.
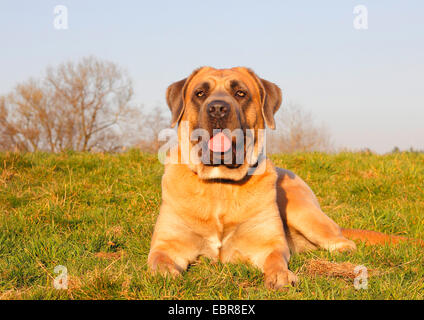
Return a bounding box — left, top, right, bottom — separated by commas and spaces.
163, 164, 277, 257
198, 184, 256, 255
203, 201, 235, 257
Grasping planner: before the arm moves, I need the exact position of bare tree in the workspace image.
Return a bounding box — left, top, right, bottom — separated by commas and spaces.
0, 56, 137, 152
267, 102, 333, 153
0, 80, 51, 152
133, 106, 170, 153
45, 56, 134, 151
0, 96, 20, 151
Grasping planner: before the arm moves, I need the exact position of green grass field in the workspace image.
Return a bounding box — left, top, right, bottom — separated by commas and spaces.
0, 150, 423, 300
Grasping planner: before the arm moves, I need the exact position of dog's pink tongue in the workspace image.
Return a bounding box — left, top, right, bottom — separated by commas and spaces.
208, 132, 232, 153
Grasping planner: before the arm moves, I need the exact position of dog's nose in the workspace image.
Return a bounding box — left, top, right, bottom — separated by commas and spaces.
207, 100, 230, 119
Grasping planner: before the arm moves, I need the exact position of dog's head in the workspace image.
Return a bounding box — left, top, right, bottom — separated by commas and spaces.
166, 67, 281, 181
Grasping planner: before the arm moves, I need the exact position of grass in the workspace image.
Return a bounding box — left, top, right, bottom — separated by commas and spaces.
0, 150, 423, 300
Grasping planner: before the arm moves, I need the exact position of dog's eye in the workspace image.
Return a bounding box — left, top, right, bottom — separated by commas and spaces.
235, 90, 246, 98
195, 91, 205, 97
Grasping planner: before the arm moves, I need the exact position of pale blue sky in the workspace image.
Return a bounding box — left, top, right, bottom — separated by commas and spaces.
1, 0, 423, 153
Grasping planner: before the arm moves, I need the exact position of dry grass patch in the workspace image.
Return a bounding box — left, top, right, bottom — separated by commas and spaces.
94, 250, 125, 260
303, 258, 379, 280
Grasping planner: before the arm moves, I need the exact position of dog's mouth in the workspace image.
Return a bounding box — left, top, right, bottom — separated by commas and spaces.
208, 132, 232, 153
198, 131, 247, 168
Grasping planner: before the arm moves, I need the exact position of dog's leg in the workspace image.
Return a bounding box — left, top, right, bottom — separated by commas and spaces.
276, 168, 356, 253
148, 207, 204, 277
221, 213, 298, 289
262, 248, 298, 289
284, 203, 356, 252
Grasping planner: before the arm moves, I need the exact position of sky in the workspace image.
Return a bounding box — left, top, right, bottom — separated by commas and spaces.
1, 0, 423, 153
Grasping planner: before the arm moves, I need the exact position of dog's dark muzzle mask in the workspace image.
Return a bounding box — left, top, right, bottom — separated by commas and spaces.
194, 99, 252, 167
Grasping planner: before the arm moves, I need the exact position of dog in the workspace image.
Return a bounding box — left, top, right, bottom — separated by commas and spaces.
148, 66, 414, 289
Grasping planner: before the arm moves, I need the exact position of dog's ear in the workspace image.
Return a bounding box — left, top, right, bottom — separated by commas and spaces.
166, 78, 187, 128
245, 69, 282, 130
258, 78, 282, 130
166, 68, 204, 128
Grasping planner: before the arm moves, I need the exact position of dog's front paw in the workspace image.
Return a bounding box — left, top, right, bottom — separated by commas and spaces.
148, 251, 182, 277
265, 269, 298, 290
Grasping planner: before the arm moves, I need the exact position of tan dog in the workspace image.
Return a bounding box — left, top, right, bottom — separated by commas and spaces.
148, 67, 413, 289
